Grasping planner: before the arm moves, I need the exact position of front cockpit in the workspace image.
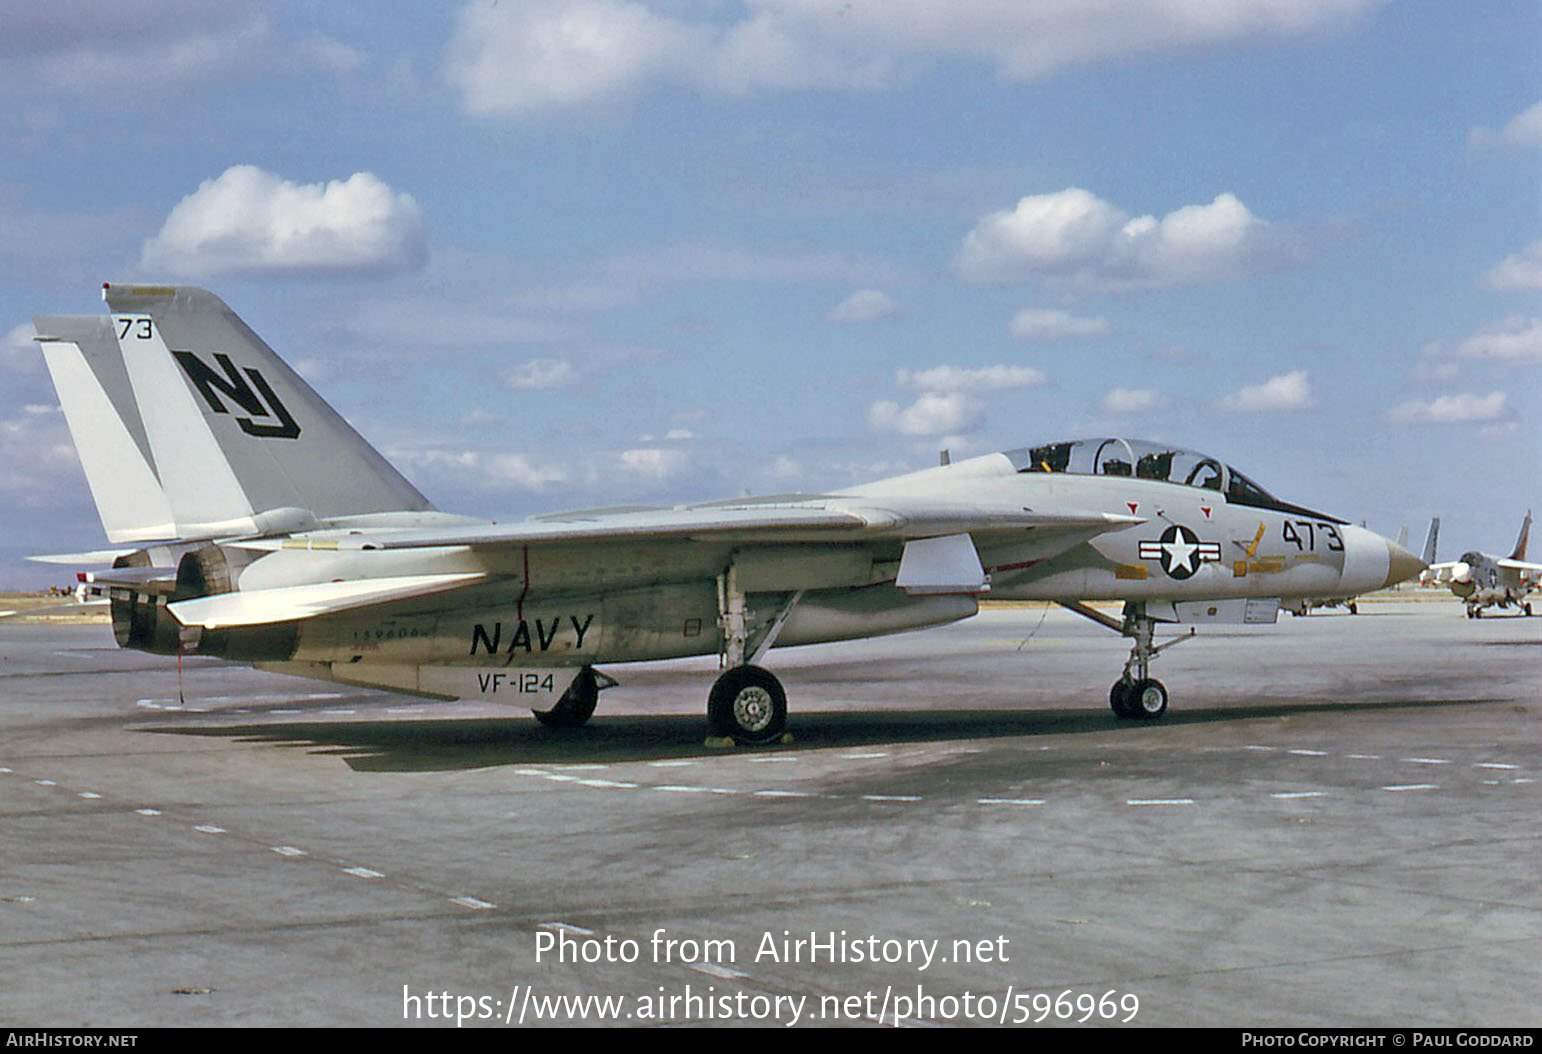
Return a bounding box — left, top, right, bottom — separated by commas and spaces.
1004, 437, 1344, 522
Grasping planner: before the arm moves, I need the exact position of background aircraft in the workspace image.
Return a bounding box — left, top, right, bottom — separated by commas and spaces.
1425, 512, 1540, 618
33, 285, 1423, 742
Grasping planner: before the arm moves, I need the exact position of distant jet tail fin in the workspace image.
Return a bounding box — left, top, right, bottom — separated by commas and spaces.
1420, 517, 1440, 566
33, 315, 177, 544
97, 284, 435, 539
1510, 510, 1532, 563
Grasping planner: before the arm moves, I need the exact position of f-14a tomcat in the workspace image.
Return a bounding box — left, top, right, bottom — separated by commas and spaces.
33, 285, 1424, 743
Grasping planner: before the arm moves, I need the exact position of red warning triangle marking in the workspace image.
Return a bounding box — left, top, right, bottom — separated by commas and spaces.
1200, 506, 1213, 519
1127, 502, 1139, 515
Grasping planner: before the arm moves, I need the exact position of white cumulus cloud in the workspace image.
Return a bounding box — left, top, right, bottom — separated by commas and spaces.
442, 0, 1382, 115
444, 0, 705, 115
826, 288, 899, 323
1217, 370, 1314, 412
505, 358, 578, 390
1482, 244, 1542, 291
1385, 393, 1508, 425
140, 165, 428, 278
619, 446, 690, 482
1451, 317, 1542, 364
957, 187, 1303, 289
898, 364, 1048, 391
869, 392, 985, 436
486, 452, 569, 489
1468, 100, 1542, 151
1009, 308, 1111, 341
1102, 387, 1166, 414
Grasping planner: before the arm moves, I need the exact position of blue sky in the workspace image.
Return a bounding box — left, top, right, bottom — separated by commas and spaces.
2, 1, 1538, 587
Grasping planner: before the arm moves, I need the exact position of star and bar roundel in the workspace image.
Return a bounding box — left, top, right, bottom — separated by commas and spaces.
1138, 524, 1223, 580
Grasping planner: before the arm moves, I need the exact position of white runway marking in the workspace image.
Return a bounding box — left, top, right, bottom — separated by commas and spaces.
540, 922, 595, 936
691, 962, 747, 980
1382, 784, 1438, 792
342, 867, 383, 880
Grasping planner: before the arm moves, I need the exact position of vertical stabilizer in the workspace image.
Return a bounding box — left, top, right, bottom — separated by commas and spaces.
33, 315, 176, 543
1420, 517, 1440, 566
102, 284, 433, 538
1510, 510, 1532, 562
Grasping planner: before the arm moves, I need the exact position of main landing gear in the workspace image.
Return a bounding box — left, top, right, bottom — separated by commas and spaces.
707, 664, 787, 745
532, 666, 616, 728
1060, 600, 1192, 721
707, 564, 801, 744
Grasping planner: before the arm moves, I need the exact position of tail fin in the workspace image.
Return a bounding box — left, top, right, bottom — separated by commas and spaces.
100, 284, 433, 539
33, 315, 176, 543
1420, 517, 1440, 566
1510, 510, 1532, 562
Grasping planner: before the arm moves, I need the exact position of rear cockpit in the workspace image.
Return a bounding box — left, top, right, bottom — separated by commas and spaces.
1004, 437, 1343, 522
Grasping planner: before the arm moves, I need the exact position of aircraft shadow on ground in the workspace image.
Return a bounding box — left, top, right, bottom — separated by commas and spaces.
142, 696, 1503, 774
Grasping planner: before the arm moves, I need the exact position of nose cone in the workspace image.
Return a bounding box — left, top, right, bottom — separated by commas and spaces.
1340, 525, 1428, 592
1383, 540, 1426, 589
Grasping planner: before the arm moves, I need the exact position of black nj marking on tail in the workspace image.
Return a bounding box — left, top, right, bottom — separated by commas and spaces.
172, 350, 301, 439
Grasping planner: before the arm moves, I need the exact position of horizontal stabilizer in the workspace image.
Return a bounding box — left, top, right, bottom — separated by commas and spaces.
168, 573, 485, 629
28, 548, 142, 565
1496, 558, 1542, 573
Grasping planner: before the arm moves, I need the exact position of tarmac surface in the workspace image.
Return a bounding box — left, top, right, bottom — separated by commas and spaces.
1, 597, 1537, 1028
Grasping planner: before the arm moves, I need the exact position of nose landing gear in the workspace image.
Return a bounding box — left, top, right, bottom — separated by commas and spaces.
1061, 600, 1191, 720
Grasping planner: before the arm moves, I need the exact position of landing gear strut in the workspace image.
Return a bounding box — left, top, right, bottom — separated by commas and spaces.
1061, 601, 1191, 721
708, 561, 799, 744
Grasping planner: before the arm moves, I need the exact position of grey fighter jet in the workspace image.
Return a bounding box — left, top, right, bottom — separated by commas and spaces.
1426, 512, 1540, 618
33, 285, 1425, 742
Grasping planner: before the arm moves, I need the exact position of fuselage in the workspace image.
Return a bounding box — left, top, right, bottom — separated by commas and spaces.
138, 440, 1419, 679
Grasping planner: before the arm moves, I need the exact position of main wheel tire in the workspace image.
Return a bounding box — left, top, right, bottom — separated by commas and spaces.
708, 665, 787, 744
533, 667, 599, 728
1109, 680, 1136, 718
1128, 678, 1168, 719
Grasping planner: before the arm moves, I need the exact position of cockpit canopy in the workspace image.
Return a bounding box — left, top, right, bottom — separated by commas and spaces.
1004, 438, 1342, 522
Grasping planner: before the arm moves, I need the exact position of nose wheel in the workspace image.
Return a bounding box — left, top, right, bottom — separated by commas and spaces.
1062, 600, 1188, 721
1110, 677, 1168, 719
